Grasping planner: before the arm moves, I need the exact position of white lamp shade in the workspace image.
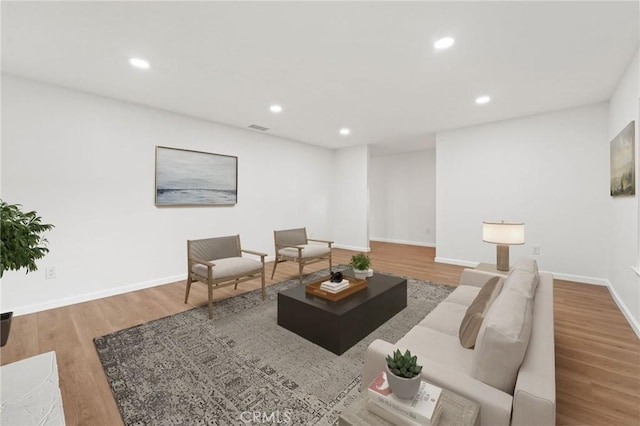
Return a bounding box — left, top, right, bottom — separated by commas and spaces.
482, 221, 525, 245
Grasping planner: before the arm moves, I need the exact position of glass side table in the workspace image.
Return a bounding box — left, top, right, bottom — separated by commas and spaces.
339, 386, 480, 426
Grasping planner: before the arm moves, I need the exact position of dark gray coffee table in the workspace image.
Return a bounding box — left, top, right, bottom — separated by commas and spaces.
277, 272, 407, 355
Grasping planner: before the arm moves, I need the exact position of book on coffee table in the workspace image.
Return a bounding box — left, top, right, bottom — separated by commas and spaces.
367, 370, 442, 425
367, 399, 443, 426
320, 280, 349, 293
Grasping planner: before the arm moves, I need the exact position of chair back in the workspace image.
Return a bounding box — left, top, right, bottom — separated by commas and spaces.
274, 228, 308, 247
188, 235, 241, 261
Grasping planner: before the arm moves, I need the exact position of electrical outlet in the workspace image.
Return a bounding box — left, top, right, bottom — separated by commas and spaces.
45, 266, 56, 279
532, 246, 541, 255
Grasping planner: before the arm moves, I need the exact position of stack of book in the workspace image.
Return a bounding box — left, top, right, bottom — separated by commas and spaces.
319, 279, 350, 293
367, 371, 443, 426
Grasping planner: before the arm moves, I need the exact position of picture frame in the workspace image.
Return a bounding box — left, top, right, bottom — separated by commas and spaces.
610, 121, 636, 197
155, 146, 238, 206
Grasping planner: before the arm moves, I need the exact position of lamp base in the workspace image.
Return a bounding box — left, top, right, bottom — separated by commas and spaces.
496, 244, 510, 271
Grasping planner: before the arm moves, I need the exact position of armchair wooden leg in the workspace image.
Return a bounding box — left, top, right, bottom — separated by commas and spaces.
329, 255, 333, 274
184, 276, 192, 304
261, 267, 266, 300
298, 262, 304, 284
271, 260, 278, 279
207, 283, 214, 320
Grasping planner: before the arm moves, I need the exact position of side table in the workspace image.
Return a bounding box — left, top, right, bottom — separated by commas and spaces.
475, 263, 510, 277
339, 387, 480, 426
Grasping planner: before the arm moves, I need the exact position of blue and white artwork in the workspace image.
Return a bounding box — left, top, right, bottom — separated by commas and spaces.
155, 146, 237, 205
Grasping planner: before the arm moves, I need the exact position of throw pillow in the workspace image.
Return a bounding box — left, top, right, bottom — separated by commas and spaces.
505, 258, 540, 299
471, 289, 533, 394
458, 276, 503, 349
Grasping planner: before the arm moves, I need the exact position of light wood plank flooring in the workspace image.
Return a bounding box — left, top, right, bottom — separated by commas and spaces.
1, 242, 638, 425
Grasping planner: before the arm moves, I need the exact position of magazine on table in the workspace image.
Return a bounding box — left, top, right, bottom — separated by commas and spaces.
367, 399, 443, 426
320, 280, 349, 293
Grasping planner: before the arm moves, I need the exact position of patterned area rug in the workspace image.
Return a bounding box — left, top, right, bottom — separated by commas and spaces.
94, 266, 454, 425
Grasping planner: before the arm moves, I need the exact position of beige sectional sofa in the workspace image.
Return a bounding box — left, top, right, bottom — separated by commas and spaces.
362, 258, 555, 426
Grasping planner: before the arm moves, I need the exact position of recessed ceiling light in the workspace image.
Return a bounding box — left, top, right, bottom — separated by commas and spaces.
475, 95, 491, 105
129, 58, 150, 69
339, 128, 351, 136
434, 37, 455, 50
270, 104, 283, 113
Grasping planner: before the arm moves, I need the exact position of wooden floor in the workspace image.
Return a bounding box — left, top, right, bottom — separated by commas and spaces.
1, 241, 638, 425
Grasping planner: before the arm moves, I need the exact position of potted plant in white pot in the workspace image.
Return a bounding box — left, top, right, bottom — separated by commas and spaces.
1, 200, 54, 347
349, 253, 371, 280
385, 348, 423, 399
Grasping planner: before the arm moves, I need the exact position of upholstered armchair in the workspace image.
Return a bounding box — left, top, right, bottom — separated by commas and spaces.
271, 227, 333, 284
186, 235, 266, 319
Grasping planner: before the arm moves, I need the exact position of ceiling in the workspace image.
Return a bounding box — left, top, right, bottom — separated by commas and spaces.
2, 1, 638, 153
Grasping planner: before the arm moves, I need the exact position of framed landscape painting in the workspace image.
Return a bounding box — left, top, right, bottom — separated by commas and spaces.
155, 146, 238, 206
610, 121, 635, 197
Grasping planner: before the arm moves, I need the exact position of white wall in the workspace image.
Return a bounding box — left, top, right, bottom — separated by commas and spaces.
607, 50, 640, 335
370, 150, 436, 246
1, 75, 335, 314
331, 144, 370, 252
436, 103, 610, 283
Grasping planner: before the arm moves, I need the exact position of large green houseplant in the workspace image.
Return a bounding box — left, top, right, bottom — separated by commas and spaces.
0, 200, 54, 346
1, 200, 55, 277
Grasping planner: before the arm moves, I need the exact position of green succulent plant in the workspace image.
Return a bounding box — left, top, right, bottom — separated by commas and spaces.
386, 349, 423, 379
349, 253, 371, 271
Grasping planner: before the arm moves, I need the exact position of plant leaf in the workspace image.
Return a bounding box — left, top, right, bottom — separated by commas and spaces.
0, 200, 54, 277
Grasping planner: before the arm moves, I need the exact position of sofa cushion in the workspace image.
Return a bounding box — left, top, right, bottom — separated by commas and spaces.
444, 285, 481, 306
472, 288, 533, 394
278, 244, 330, 259
192, 256, 262, 279
505, 258, 539, 299
397, 327, 475, 375
512, 257, 539, 275
418, 302, 469, 337
458, 276, 503, 349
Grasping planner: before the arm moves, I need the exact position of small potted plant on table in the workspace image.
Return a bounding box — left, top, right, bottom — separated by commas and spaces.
385, 349, 423, 399
1, 200, 54, 347
349, 253, 371, 279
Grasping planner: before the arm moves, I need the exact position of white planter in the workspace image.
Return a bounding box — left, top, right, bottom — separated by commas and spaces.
385, 364, 421, 400
367, 268, 374, 277
353, 269, 368, 280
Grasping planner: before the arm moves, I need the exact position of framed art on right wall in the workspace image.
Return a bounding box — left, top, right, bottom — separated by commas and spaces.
610, 121, 636, 196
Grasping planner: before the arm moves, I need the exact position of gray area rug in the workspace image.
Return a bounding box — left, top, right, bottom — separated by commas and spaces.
94, 266, 454, 425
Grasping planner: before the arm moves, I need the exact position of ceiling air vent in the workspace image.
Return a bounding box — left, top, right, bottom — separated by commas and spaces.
248, 124, 269, 132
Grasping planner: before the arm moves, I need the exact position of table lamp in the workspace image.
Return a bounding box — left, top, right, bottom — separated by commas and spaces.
482, 221, 525, 271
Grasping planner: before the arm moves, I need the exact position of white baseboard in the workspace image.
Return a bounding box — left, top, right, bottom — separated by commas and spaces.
370, 237, 436, 248
548, 272, 609, 286
434, 257, 480, 268
10, 258, 639, 340
333, 244, 371, 252
605, 279, 640, 339
7, 252, 339, 316
435, 257, 612, 286
11, 273, 187, 317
